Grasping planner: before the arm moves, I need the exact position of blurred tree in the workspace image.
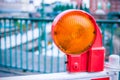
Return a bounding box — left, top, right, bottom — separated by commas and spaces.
79, 4, 83, 10
53, 3, 74, 12
83, 3, 90, 12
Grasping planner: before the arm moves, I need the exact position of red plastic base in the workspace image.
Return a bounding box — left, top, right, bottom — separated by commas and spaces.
67, 52, 88, 72
66, 47, 105, 72
88, 47, 105, 72
92, 77, 110, 80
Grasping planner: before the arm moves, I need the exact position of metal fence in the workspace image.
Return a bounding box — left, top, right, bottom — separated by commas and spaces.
0, 18, 120, 73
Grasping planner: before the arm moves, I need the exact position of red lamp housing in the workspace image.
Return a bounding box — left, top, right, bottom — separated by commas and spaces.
52, 10, 105, 72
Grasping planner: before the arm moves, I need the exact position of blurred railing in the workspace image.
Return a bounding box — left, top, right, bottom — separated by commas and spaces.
0, 18, 120, 73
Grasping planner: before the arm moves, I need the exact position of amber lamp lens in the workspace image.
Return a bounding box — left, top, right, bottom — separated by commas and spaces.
52, 11, 96, 55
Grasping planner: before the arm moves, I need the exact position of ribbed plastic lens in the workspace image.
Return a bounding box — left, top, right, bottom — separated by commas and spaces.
52, 11, 96, 55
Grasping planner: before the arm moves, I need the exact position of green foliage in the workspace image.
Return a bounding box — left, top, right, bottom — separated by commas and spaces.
53, 4, 74, 12
53, 3, 90, 13
16, 21, 26, 30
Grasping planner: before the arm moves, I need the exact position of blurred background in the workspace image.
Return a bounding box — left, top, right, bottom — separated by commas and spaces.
0, 0, 120, 78
0, 0, 119, 19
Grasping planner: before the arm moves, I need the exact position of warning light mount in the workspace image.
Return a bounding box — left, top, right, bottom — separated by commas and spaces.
52, 10, 105, 72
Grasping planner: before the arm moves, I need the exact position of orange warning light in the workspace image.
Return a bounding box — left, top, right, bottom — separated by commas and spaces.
52, 10, 97, 55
